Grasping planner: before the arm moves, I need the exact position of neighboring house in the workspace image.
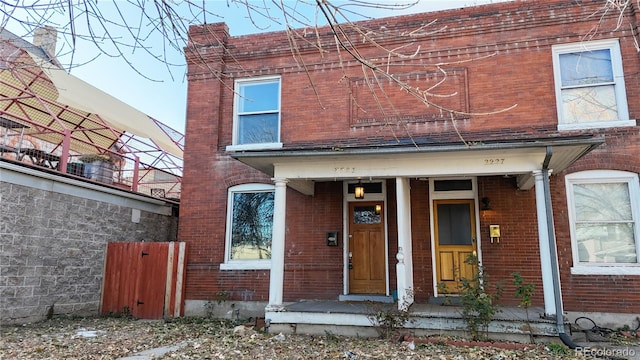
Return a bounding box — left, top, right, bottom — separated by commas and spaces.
0, 28, 181, 324
0, 26, 184, 196
180, 0, 640, 335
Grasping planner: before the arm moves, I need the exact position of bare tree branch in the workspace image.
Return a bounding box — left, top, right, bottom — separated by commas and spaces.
16, 0, 625, 148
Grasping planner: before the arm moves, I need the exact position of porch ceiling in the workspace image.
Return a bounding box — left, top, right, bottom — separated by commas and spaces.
230, 136, 603, 195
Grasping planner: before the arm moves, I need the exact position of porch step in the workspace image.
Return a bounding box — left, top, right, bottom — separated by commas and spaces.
338, 294, 394, 303
428, 296, 462, 306
267, 301, 559, 342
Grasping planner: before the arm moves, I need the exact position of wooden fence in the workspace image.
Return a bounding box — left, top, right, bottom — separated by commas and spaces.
101, 242, 187, 319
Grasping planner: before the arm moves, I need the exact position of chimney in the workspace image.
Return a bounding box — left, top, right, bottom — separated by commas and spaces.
33, 26, 57, 58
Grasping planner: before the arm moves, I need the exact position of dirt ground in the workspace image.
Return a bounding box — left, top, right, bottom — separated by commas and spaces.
0, 316, 630, 359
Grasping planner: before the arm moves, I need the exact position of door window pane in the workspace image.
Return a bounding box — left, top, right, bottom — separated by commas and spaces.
437, 203, 472, 245
434, 179, 473, 191
354, 206, 381, 224
348, 182, 383, 194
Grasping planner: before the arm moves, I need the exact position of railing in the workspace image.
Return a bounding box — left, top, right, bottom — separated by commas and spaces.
0, 130, 182, 201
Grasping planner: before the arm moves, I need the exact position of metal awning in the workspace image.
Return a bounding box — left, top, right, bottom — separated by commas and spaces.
33, 56, 183, 158
0, 28, 183, 199
0, 28, 183, 159
0, 116, 29, 129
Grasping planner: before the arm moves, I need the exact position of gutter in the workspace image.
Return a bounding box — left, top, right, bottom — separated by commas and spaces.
543, 147, 630, 360
541, 146, 575, 347
230, 136, 604, 159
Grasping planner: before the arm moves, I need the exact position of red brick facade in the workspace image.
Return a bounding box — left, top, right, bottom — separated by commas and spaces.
180, 0, 640, 315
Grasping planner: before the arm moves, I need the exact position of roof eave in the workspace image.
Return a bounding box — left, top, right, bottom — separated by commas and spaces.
229, 135, 605, 179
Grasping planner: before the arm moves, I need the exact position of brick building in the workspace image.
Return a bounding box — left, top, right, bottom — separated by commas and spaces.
180, 0, 640, 336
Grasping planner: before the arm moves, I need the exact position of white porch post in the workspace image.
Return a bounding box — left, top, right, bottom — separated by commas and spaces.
395, 177, 414, 310
533, 170, 556, 316
268, 177, 288, 309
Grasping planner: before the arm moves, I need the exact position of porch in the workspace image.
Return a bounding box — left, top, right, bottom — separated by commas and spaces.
232, 136, 604, 324
266, 300, 561, 343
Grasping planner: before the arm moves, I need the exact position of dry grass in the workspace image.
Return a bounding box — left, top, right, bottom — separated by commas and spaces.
0, 316, 586, 359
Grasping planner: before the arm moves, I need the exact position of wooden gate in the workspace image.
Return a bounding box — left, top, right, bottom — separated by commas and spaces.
101, 242, 187, 319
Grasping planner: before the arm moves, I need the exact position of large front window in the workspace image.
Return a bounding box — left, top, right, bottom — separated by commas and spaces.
229, 76, 281, 150
566, 170, 640, 275
552, 39, 633, 130
221, 184, 274, 270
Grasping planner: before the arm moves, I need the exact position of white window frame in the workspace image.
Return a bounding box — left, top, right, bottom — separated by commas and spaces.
220, 183, 275, 270
566, 170, 640, 275
226, 75, 283, 152
552, 39, 634, 131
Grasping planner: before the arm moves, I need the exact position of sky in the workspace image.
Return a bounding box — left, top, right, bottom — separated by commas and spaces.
5, 1, 501, 134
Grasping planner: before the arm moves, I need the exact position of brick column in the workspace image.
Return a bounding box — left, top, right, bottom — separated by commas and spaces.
180, 23, 229, 270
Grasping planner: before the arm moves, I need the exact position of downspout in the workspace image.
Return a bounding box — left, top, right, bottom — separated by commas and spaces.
541, 146, 576, 348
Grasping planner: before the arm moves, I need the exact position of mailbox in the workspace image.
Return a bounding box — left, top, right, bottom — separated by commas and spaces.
326, 231, 339, 246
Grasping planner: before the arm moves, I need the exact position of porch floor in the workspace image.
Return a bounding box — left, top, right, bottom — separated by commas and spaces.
284, 300, 546, 320
266, 300, 560, 342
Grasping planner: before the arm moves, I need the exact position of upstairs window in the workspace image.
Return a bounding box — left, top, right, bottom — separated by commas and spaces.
552, 39, 633, 130
566, 170, 640, 275
229, 76, 282, 150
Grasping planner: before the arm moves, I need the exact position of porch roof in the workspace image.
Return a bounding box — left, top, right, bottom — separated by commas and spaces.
230, 135, 603, 195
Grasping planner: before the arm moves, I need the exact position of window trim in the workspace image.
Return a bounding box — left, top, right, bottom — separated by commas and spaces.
552, 39, 635, 131
565, 170, 640, 275
226, 75, 283, 152
220, 183, 275, 271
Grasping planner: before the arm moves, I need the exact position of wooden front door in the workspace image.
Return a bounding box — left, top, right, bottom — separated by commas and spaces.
348, 202, 386, 294
434, 199, 477, 294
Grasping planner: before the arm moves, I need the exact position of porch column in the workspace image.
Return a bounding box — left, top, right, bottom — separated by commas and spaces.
268, 177, 288, 309
395, 177, 414, 310
533, 170, 556, 316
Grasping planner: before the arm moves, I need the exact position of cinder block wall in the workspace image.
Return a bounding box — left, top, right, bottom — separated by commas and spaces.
0, 163, 178, 324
